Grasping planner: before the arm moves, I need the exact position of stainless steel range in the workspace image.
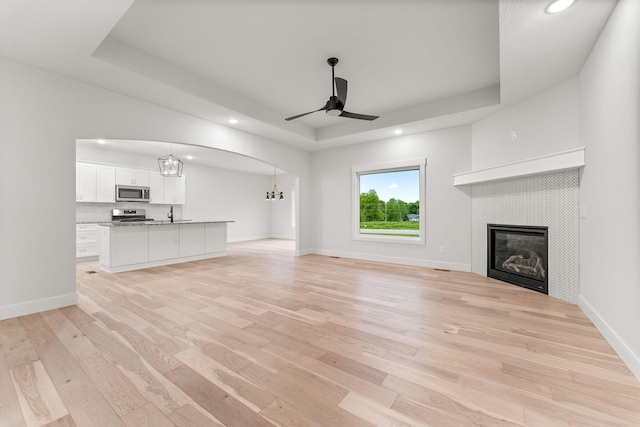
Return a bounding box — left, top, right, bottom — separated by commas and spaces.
111, 208, 153, 223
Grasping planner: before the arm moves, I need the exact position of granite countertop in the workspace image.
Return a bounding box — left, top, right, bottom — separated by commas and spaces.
98, 220, 234, 227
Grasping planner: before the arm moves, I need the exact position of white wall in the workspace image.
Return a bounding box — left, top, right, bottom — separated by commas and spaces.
182, 163, 285, 242
310, 126, 472, 271
578, 0, 640, 380
0, 56, 310, 320
472, 77, 581, 170
269, 173, 296, 240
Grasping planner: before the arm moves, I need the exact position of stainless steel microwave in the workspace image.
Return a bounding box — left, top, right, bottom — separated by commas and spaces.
115, 185, 150, 202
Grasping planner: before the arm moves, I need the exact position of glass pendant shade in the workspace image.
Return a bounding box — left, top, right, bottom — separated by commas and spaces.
158, 153, 183, 177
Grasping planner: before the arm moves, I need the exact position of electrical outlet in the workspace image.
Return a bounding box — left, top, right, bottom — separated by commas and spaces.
440, 246, 446, 254
581, 205, 587, 218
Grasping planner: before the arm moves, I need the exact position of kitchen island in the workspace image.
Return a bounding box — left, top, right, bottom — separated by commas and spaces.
99, 220, 233, 273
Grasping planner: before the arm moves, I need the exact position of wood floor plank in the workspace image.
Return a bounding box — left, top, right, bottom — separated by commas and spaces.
58, 306, 95, 328
167, 403, 225, 427
0, 318, 39, 370
92, 312, 183, 375
76, 321, 188, 415
339, 391, 432, 427
4, 239, 640, 426
263, 341, 398, 408
318, 350, 388, 385
383, 374, 524, 427
165, 364, 275, 427
174, 347, 275, 411
18, 314, 58, 347
237, 362, 377, 427
35, 340, 125, 427
259, 399, 326, 427
0, 346, 27, 427
11, 360, 69, 426
121, 402, 174, 427
43, 415, 78, 427
39, 310, 101, 363
78, 354, 148, 417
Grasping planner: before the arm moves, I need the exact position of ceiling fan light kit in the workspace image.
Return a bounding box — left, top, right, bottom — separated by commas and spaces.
285, 57, 379, 122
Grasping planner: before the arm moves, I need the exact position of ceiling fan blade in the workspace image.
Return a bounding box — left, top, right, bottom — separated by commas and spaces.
285, 106, 326, 121
339, 110, 379, 121
335, 77, 348, 105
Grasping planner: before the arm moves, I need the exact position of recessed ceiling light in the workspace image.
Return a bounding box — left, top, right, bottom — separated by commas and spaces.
545, 0, 576, 14
227, 118, 239, 124
185, 155, 194, 160
393, 129, 403, 135
97, 139, 106, 144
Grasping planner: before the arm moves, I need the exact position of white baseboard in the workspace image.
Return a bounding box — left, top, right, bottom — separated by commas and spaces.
578, 295, 640, 382
270, 233, 296, 240
308, 248, 472, 272
0, 292, 79, 321
227, 235, 271, 243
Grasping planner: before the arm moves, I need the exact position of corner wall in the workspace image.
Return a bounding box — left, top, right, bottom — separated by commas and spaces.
472, 77, 581, 169
310, 126, 472, 271
0, 56, 310, 320
578, 0, 640, 380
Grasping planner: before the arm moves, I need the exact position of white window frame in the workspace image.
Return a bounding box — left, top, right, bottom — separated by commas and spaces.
352, 158, 426, 245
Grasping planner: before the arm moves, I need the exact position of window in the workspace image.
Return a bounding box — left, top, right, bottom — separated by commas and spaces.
352, 158, 426, 244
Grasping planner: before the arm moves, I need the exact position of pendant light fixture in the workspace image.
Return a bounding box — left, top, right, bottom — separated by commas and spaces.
158, 143, 183, 177
266, 167, 284, 200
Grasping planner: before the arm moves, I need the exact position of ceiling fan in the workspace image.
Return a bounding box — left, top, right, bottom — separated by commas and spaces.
285, 57, 379, 122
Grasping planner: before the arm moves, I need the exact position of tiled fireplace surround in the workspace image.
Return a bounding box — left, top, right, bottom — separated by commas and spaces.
470, 169, 580, 304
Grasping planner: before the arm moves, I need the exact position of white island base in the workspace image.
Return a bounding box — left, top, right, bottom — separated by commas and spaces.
99, 221, 231, 273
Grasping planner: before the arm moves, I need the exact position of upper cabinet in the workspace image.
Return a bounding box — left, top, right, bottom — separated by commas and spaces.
149, 171, 164, 204
115, 167, 150, 187
76, 162, 97, 202
77, 162, 116, 203
76, 162, 184, 204
96, 165, 116, 203
163, 175, 186, 204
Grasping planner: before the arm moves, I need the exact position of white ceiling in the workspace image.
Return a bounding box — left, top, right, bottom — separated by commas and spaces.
0, 0, 617, 172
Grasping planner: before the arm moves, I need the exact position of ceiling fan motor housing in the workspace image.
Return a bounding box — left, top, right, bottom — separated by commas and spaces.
326, 96, 344, 116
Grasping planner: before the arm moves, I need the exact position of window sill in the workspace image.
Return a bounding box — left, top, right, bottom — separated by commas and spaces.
353, 233, 425, 245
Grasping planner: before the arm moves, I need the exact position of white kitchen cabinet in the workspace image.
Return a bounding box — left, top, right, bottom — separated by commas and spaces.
105, 225, 149, 267
99, 221, 230, 273
149, 171, 164, 204
179, 223, 205, 257
76, 162, 97, 202
76, 223, 100, 260
163, 175, 186, 204
96, 164, 116, 202
115, 167, 150, 186
205, 223, 227, 254
76, 162, 184, 204
148, 224, 179, 261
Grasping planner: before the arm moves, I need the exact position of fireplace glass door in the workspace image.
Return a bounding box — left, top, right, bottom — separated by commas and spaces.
487, 224, 548, 294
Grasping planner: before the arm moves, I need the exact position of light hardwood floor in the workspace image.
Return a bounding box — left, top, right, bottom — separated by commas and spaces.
1, 239, 639, 426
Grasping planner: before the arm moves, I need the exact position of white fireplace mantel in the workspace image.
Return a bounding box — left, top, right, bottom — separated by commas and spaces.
453, 147, 585, 186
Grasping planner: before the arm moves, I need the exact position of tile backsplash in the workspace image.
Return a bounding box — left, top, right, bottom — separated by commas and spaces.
76, 203, 183, 223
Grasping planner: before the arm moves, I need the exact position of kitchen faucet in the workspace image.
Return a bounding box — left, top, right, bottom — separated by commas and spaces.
168, 205, 174, 223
